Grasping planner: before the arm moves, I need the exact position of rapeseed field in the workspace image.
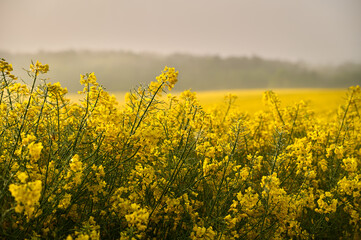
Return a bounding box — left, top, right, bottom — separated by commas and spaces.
70, 89, 345, 118
1, 59, 360, 239
186, 89, 345, 115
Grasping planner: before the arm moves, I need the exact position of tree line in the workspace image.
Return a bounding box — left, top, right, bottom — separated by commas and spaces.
1, 50, 360, 92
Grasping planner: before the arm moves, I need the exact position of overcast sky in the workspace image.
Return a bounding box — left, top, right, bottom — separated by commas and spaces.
1, 0, 361, 65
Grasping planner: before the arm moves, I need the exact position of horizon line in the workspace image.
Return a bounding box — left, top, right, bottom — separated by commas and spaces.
2, 48, 360, 67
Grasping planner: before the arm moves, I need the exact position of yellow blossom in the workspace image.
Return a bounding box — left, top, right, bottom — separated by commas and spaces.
30, 60, 49, 75
28, 142, 43, 161
9, 179, 42, 218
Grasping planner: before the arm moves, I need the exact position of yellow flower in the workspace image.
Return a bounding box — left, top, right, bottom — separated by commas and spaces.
155, 66, 178, 90
17, 172, 28, 183
22, 134, 36, 146
342, 157, 358, 173
66, 236, 73, 240
0, 59, 17, 79
70, 154, 83, 172
28, 142, 43, 161
58, 193, 72, 209
124, 203, 150, 232
9, 179, 42, 218
75, 234, 90, 240
30, 60, 49, 75
80, 72, 98, 86
190, 225, 216, 240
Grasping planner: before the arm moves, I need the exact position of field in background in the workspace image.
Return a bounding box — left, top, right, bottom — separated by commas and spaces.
68, 88, 346, 115
196, 88, 346, 115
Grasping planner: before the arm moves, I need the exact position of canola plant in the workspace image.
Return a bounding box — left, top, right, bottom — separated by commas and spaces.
0, 59, 360, 239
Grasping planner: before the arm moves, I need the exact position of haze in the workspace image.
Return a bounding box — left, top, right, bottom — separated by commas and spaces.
1, 0, 361, 65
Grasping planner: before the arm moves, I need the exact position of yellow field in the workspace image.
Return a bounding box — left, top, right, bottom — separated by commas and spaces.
194, 88, 346, 114
69, 88, 346, 115
2, 60, 360, 239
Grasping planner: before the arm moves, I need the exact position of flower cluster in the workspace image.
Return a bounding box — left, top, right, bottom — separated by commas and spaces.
0, 58, 17, 80
9, 172, 42, 219
30, 60, 49, 75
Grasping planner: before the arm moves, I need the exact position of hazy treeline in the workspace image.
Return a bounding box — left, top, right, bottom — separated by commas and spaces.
1, 50, 360, 92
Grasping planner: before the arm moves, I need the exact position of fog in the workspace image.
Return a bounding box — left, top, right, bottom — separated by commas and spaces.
1, 0, 361, 65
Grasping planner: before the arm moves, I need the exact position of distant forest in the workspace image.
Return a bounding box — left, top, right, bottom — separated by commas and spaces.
1, 50, 360, 92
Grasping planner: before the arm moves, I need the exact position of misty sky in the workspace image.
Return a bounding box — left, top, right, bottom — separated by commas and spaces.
1, 0, 361, 65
